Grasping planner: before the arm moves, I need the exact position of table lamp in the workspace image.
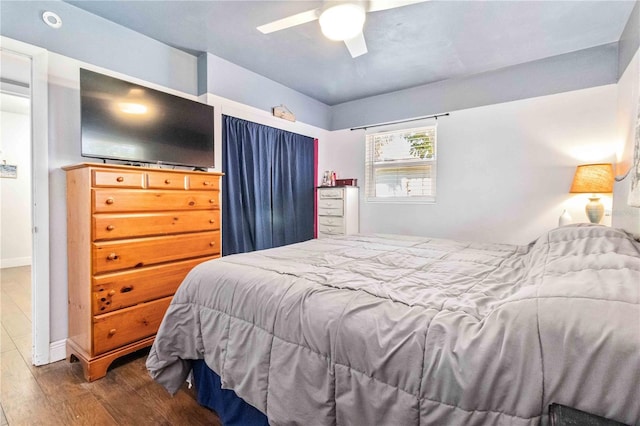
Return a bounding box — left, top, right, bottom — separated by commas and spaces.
569, 163, 614, 224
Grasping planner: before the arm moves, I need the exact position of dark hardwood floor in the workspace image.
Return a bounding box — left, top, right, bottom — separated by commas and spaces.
0, 266, 221, 425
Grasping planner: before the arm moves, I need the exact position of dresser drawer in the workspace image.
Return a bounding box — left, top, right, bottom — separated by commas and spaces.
92, 170, 145, 189
93, 296, 171, 355
92, 231, 221, 274
318, 199, 344, 209
319, 224, 345, 236
92, 256, 216, 314
93, 189, 220, 213
318, 207, 343, 216
189, 175, 220, 191
93, 210, 220, 240
319, 216, 344, 227
319, 188, 344, 199
147, 172, 187, 190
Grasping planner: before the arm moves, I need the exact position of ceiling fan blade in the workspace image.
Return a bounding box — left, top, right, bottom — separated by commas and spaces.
368, 0, 429, 13
344, 32, 368, 58
257, 8, 320, 34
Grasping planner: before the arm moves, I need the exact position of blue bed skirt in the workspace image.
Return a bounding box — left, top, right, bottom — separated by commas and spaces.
192, 359, 270, 426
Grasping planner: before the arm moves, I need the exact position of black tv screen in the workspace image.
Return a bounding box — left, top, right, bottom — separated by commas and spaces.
80, 69, 214, 169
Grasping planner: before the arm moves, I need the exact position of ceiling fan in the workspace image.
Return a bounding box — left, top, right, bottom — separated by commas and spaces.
257, 0, 428, 58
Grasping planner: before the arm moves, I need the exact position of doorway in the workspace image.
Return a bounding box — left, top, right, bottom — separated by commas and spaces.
0, 50, 33, 366
0, 39, 50, 366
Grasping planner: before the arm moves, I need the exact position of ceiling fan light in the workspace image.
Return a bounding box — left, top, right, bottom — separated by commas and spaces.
319, 3, 366, 41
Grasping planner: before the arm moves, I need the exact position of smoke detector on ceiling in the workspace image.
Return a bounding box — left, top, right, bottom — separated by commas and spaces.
42, 11, 62, 29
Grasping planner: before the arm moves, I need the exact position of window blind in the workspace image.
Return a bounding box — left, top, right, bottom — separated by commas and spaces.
365, 123, 437, 203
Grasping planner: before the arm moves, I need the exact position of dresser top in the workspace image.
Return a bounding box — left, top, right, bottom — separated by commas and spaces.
63, 162, 223, 176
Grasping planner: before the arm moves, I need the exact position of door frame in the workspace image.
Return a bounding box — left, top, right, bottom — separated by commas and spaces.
1, 37, 50, 365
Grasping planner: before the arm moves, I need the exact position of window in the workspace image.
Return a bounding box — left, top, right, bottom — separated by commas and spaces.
365, 123, 437, 203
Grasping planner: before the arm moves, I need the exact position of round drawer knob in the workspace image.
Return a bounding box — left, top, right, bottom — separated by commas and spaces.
203, 181, 210, 186
209, 199, 215, 203
107, 253, 118, 261
188, 201, 195, 206
165, 179, 171, 184
209, 219, 215, 224
116, 176, 124, 182
108, 290, 116, 296
105, 198, 114, 205
106, 225, 114, 231
209, 241, 216, 246
108, 329, 116, 336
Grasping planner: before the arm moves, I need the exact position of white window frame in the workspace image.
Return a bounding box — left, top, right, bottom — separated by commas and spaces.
365, 120, 437, 204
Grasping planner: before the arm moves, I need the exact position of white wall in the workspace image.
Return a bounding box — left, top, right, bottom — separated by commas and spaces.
320, 85, 619, 245
201, 53, 332, 130
0, 95, 32, 268
204, 93, 330, 173
613, 49, 640, 236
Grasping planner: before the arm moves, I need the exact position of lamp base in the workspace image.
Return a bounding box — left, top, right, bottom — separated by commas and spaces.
585, 196, 604, 224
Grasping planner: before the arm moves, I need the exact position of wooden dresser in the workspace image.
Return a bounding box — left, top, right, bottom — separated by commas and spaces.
317, 186, 359, 237
63, 163, 223, 381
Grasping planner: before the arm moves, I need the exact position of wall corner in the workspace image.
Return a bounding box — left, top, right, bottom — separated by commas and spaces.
618, 1, 640, 80
197, 52, 209, 96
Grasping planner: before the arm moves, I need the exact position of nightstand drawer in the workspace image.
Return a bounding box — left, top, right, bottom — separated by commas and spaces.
92, 231, 220, 274
93, 210, 220, 240
93, 170, 144, 188
319, 189, 344, 199
92, 189, 219, 212
93, 296, 171, 355
92, 256, 216, 314
147, 172, 187, 190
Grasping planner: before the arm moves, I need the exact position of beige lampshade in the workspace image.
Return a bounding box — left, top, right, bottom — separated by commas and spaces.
569, 163, 614, 194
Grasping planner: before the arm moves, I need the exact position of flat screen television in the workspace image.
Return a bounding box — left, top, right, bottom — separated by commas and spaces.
80, 69, 214, 169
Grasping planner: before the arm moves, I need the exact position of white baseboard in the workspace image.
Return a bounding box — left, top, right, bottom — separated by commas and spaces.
49, 339, 66, 363
1, 256, 32, 269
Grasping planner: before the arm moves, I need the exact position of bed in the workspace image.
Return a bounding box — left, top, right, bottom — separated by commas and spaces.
146, 224, 640, 425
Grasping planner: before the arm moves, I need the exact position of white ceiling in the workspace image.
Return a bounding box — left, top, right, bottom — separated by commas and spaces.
66, 0, 635, 106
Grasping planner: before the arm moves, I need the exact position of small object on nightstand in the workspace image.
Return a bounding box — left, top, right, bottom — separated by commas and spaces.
558, 209, 572, 227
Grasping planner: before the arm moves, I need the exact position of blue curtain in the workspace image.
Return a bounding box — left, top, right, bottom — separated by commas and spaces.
222, 115, 314, 256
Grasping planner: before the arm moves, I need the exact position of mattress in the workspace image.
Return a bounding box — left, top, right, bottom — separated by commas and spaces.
147, 224, 640, 425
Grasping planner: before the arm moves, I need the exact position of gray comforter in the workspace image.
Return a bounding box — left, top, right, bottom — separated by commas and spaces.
147, 224, 640, 425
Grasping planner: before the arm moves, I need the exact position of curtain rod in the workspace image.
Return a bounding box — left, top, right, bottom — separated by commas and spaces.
349, 112, 450, 131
